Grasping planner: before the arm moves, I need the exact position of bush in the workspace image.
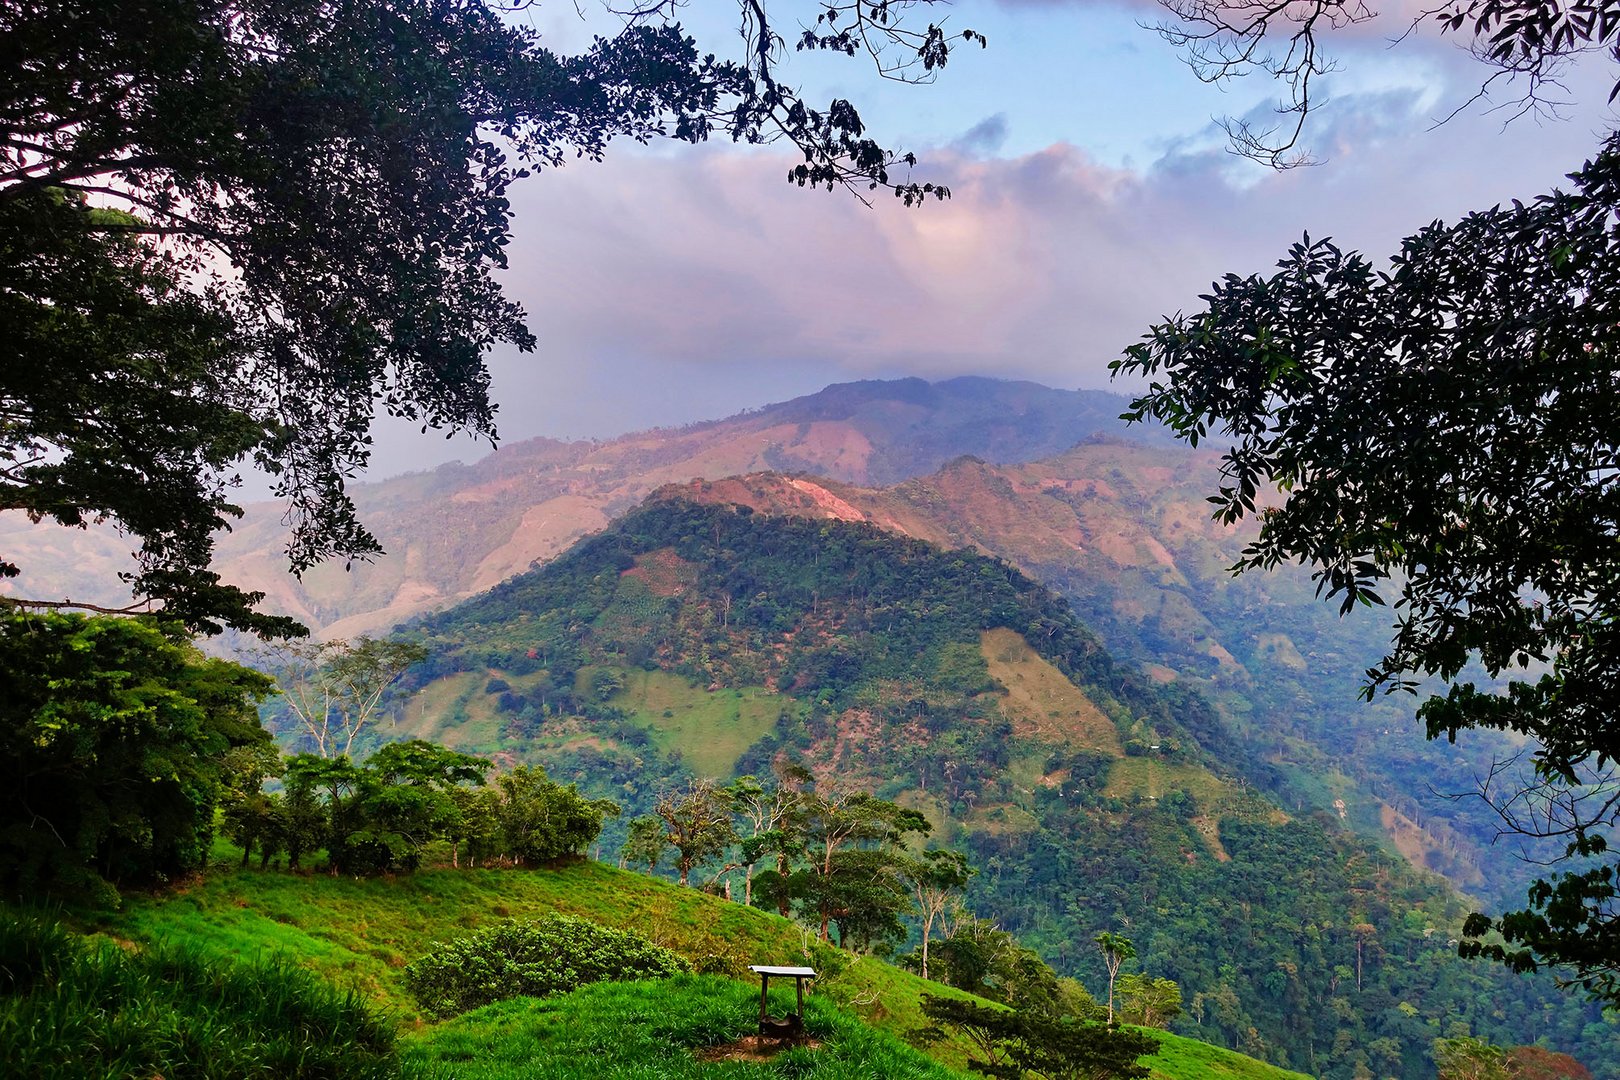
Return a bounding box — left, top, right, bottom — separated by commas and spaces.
403, 914, 689, 1019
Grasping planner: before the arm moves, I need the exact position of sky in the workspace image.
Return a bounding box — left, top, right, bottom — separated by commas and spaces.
365, 0, 1620, 477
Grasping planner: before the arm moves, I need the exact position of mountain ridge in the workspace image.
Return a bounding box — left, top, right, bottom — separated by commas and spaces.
0, 377, 1166, 636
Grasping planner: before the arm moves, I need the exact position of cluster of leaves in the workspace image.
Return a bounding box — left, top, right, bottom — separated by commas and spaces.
227, 743, 616, 877
1, 909, 401, 1078
0, 611, 273, 902
403, 913, 688, 1020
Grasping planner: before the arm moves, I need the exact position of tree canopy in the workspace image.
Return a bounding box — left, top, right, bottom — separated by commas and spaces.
0, 611, 274, 900
0, 0, 977, 636
1113, 133, 1620, 1002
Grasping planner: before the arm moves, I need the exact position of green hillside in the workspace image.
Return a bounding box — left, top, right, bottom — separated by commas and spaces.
72, 859, 1301, 1080
380, 499, 1619, 1079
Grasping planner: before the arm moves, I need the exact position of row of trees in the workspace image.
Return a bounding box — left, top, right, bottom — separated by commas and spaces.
620, 765, 971, 961
226, 745, 617, 876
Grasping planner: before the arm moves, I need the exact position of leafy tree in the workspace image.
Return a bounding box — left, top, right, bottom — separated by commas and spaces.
0, 612, 273, 899
648, 779, 738, 887
0, 0, 975, 634
1113, 134, 1620, 1004
1506, 1045, 1595, 1080
726, 771, 805, 907
1094, 932, 1136, 1025
257, 636, 427, 758
1435, 1036, 1514, 1080
354, 740, 491, 872
493, 765, 619, 865
622, 814, 668, 873
219, 741, 285, 869
903, 847, 976, 980
1114, 973, 1182, 1030
799, 784, 930, 941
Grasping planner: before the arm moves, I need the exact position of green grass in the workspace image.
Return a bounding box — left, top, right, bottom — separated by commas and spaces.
90, 860, 820, 1022
1, 909, 402, 1080
1144, 1029, 1315, 1080
80, 860, 1312, 1080
599, 667, 788, 775
401, 974, 967, 1079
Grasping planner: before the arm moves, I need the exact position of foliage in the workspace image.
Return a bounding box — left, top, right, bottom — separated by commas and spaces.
1435, 1036, 1514, 1080
402, 913, 688, 1020
1114, 134, 1620, 1004
636, 779, 738, 887
904, 848, 976, 981
268, 747, 612, 876
0, 908, 401, 1079
919, 994, 1157, 1080
1095, 933, 1136, 1025
1115, 973, 1182, 1030
490, 764, 620, 866
0, 0, 974, 634
0, 611, 273, 901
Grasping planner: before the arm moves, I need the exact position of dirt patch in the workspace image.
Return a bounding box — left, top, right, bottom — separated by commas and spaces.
694, 1036, 822, 1062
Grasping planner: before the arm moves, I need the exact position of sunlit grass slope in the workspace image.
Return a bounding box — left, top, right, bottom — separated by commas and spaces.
86, 859, 1313, 1080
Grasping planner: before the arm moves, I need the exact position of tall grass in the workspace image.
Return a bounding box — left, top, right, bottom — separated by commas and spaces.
0, 909, 407, 1079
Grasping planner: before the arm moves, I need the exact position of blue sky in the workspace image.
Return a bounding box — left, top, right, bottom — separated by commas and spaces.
363, 0, 1620, 477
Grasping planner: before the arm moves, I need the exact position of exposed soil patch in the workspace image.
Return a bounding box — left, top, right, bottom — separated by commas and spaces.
694, 1036, 822, 1062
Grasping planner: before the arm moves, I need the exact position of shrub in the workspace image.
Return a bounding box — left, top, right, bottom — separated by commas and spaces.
403, 914, 689, 1019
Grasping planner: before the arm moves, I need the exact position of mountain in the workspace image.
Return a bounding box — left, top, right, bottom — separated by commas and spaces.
651, 450, 1528, 908
379, 498, 1616, 1080
0, 377, 1166, 637
4, 374, 1538, 905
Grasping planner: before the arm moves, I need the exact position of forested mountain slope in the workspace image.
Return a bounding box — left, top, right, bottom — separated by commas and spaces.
385, 499, 1618, 1079
655, 450, 1533, 911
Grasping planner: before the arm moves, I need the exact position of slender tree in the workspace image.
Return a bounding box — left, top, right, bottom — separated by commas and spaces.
1094, 932, 1136, 1025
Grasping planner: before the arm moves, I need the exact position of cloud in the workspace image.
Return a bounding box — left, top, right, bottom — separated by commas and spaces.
954, 113, 1012, 155
488, 73, 1611, 411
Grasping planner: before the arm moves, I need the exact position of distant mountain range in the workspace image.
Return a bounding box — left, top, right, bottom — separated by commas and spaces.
1, 377, 1168, 636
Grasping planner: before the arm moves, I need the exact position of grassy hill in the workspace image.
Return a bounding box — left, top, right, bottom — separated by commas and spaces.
77, 857, 1305, 1080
